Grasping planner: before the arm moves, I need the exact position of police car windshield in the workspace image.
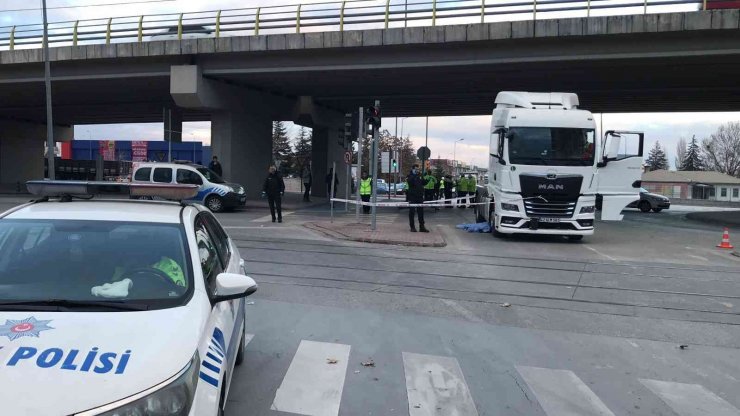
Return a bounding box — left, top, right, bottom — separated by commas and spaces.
0, 219, 191, 311
196, 167, 225, 184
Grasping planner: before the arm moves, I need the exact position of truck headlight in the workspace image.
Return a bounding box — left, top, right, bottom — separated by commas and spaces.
96, 352, 199, 416
580, 205, 596, 214
501, 202, 519, 212
237, 186, 245, 195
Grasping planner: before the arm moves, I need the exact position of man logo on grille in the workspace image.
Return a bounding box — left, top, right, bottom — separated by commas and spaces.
538, 184, 564, 191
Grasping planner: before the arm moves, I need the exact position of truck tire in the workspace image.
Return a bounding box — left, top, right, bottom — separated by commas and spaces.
638, 201, 651, 213
206, 195, 225, 213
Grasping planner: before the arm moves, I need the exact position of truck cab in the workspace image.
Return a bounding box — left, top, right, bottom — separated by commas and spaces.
479, 92, 643, 239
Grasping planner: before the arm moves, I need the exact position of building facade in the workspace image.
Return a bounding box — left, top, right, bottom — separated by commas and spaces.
641, 170, 740, 202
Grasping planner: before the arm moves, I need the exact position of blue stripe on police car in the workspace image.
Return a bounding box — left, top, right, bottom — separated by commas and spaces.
199, 327, 226, 387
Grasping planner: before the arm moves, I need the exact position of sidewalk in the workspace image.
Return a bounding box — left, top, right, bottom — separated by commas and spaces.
306, 221, 446, 247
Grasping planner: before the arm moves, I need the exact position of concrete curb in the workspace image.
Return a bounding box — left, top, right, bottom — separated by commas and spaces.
305, 222, 447, 247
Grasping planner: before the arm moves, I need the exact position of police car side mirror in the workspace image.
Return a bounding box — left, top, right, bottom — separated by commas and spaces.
213, 273, 258, 302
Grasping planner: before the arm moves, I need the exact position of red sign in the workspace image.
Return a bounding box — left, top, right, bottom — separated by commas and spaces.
99, 140, 116, 161
132, 141, 148, 162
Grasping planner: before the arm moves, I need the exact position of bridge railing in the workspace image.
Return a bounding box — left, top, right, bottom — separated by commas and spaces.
0, 0, 702, 51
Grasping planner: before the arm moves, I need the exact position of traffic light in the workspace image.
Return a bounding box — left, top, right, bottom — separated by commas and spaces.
392, 159, 397, 171
365, 104, 381, 130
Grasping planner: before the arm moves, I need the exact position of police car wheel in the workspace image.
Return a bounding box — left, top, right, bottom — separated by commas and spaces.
206, 195, 225, 212
235, 319, 246, 366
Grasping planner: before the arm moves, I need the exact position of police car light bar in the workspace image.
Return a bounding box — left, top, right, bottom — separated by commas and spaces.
27, 181, 199, 200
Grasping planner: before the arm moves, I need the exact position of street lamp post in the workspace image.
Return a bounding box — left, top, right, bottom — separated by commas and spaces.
42, 0, 55, 179
453, 138, 464, 177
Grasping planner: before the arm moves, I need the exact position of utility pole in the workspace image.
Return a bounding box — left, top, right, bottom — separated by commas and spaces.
370, 100, 380, 231
423, 116, 429, 174
355, 107, 364, 222
42, 0, 55, 179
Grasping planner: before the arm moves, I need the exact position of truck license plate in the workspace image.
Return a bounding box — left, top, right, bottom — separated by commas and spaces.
539, 217, 560, 223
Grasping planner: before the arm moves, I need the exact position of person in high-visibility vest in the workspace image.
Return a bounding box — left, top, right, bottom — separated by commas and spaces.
423, 172, 437, 203
467, 174, 477, 208
359, 172, 372, 214
457, 175, 468, 208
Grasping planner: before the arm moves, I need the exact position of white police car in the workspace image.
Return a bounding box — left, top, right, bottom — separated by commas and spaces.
0, 181, 256, 415
132, 162, 246, 213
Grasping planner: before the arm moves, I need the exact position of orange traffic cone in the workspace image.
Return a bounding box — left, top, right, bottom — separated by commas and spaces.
717, 228, 734, 249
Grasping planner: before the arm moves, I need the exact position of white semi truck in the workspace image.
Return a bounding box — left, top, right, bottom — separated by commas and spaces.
478, 91, 644, 240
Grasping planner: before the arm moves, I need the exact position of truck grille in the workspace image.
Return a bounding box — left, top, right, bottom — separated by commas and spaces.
524, 198, 577, 218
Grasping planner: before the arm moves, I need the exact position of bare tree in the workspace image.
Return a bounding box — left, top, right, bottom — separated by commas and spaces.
702, 122, 740, 177
674, 137, 687, 170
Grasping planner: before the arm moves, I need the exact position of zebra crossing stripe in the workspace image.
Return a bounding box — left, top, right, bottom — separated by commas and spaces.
640, 379, 740, 416
403, 352, 479, 416
516, 366, 615, 416
271, 340, 351, 416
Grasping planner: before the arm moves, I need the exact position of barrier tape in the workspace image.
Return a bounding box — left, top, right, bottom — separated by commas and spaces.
331, 195, 488, 208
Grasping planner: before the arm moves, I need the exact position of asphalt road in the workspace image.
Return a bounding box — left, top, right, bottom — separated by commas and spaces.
2, 195, 739, 415
214, 197, 740, 416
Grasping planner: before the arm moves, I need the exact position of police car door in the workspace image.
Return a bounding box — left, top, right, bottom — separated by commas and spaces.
194, 213, 243, 406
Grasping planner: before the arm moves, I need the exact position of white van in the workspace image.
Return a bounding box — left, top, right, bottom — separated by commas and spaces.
132, 162, 246, 212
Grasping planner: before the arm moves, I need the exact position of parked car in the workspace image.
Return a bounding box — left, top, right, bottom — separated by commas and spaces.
149, 24, 214, 41
132, 162, 246, 212
627, 188, 671, 213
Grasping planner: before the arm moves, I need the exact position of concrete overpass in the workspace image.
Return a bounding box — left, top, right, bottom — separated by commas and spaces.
0, 9, 739, 192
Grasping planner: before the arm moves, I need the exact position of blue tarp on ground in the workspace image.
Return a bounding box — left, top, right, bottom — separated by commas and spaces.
456, 222, 491, 233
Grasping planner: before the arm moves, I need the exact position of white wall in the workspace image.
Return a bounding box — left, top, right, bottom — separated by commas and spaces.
714, 185, 740, 202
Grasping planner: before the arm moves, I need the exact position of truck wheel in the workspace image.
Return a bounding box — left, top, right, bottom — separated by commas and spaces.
206, 195, 225, 212
652, 208, 663, 213
638, 201, 651, 213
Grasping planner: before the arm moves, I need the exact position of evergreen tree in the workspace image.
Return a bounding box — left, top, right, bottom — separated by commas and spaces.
680, 136, 704, 171
293, 126, 312, 173
675, 138, 687, 170
645, 141, 669, 171
272, 121, 294, 175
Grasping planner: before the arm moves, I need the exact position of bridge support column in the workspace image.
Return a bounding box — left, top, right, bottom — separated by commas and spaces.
311, 124, 348, 199
210, 110, 272, 199
0, 120, 72, 191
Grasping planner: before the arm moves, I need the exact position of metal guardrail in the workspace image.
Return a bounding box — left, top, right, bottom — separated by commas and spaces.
0, 0, 702, 50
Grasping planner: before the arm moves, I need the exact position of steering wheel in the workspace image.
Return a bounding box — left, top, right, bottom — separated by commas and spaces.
119, 267, 179, 293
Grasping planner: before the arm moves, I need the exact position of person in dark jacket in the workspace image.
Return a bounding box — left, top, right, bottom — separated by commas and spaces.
262, 166, 285, 223
208, 156, 223, 177
443, 175, 454, 207
302, 161, 312, 202
405, 164, 430, 233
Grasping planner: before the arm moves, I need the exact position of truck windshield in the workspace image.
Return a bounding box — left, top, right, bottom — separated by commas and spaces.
507, 127, 595, 166
0, 220, 191, 311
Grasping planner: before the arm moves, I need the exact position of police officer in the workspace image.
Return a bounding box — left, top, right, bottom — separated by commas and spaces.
262, 165, 285, 223
467, 174, 477, 208
359, 172, 372, 214
457, 175, 468, 208
443, 175, 454, 208
423, 171, 437, 203
406, 164, 430, 233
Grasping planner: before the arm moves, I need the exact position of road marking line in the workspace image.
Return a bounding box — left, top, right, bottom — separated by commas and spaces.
687, 254, 709, 262
516, 366, 615, 416
441, 299, 485, 323
640, 379, 740, 416
271, 340, 351, 416
403, 352, 479, 416
584, 246, 617, 261
244, 333, 254, 347
253, 211, 294, 223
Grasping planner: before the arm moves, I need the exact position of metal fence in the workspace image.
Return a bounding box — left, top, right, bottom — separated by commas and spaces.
0, 0, 703, 50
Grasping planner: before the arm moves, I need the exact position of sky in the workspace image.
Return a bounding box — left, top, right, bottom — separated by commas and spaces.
4, 0, 738, 170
